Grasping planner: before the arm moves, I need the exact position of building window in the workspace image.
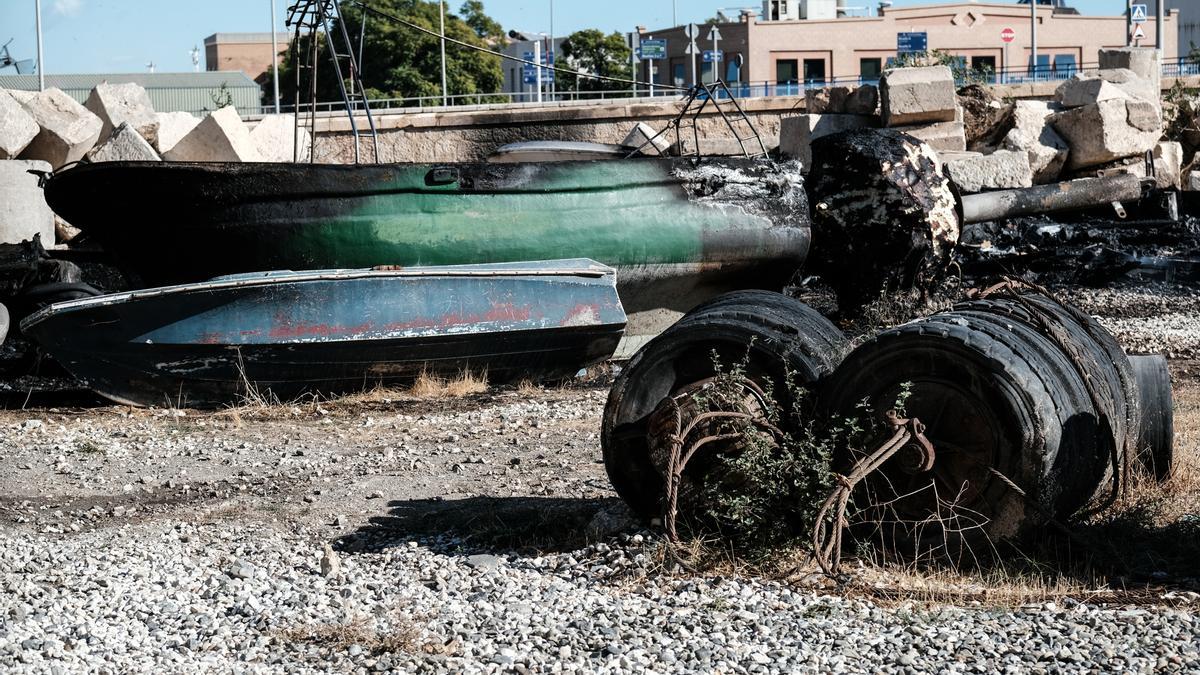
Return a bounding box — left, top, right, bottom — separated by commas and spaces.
860, 57, 882, 81
1029, 54, 1051, 76
1053, 54, 1077, 76
777, 58, 799, 84
726, 54, 741, 83
803, 59, 825, 85
971, 56, 996, 72
674, 63, 686, 87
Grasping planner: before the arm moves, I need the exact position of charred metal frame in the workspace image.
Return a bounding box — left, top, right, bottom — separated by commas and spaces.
286, 0, 380, 163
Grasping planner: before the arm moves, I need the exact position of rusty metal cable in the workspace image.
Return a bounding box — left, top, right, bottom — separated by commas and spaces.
810, 412, 932, 579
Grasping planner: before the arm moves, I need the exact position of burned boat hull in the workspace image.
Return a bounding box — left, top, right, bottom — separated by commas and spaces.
42, 159, 810, 313
20, 260, 626, 407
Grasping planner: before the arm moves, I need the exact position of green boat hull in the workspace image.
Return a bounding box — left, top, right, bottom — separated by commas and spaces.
44, 158, 811, 312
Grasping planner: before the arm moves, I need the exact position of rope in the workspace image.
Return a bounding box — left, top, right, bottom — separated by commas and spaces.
810, 412, 931, 579
349, 1, 688, 92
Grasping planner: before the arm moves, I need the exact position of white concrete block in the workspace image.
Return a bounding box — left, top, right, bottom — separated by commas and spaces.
249, 114, 311, 163
892, 120, 967, 153
163, 106, 261, 162
0, 159, 55, 245
879, 65, 958, 127
84, 82, 159, 148
87, 122, 162, 162
945, 150, 1033, 193
1001, 100, 1070, 184
1052, 98, 1162, 170
17, 87, 103, 168
153, 111, 201, 155
621, 122, 670, 156
0, 90, 39, 159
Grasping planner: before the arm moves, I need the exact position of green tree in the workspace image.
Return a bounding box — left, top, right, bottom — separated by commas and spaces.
460, 0, 504, 42
554, 29, 632, 96
272, 0, 503, 107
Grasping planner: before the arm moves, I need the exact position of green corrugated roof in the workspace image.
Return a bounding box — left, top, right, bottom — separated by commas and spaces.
0, 71, 264, 115
0, 71, 259, 91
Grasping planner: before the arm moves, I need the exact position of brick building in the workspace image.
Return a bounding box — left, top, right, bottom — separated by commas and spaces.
204, 32, 289, 85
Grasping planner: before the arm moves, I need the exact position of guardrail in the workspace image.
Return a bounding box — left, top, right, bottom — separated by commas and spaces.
223, 57, 1200, 117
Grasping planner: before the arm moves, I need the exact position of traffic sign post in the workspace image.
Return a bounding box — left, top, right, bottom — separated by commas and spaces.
1001, 28, 1014, 84
639, 39, 666, 60
1133, 22, 1146, 44
684, 23, 699, 87
1131, 4, 1147, 22
708, 25, 722, 84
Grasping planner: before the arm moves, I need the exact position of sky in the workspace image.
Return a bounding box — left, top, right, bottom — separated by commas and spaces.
1, 0, 1133, 75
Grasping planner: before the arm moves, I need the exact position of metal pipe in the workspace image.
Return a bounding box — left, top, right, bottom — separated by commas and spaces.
1030, 0, 1037, 79
271, 0, 281, 114
35, 0, 44, 91
960, 174, 1145, 224
1127, 0, 1133, 47
1157, 0, 1164, 56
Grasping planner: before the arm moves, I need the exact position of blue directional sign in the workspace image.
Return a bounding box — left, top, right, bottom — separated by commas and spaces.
703, 50, 723, 63
521, 50, 554, 84
1131, 4, 1148, 22
897, 31, 928, 54
640, 39, 667, 60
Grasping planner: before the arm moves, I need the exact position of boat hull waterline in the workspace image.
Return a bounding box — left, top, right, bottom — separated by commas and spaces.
42, 159, 811, 313
21, 260, 627, 407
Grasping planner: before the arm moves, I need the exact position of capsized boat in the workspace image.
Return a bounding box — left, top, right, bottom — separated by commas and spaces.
20, 259, 626, 407
41, 158, 810, 314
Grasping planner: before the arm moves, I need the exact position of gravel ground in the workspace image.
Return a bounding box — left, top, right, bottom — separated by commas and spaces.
3, 281, 1200, 673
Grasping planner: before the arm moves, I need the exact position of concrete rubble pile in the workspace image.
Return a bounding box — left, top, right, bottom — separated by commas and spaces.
164, 106, 262, 162
781, 65, 967, 173
249, 113, 311, 163
84, 82, 160, 149
17, 87, 103, 169
0, 90, 39, 160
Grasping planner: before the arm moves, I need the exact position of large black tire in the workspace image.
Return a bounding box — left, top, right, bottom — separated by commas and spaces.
602, 292, 848, 520
1130, 355, 1174, 481
955, 293, 1139, 488
822, 310, 1106, 546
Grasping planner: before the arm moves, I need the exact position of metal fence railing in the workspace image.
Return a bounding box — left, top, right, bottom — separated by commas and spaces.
228, 57, 1200, 118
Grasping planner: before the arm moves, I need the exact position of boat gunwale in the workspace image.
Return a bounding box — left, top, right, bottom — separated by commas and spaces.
19, 260, 617, 332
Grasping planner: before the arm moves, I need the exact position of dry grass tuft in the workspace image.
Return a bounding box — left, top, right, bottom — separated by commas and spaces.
277, 612, 458, 657
515, 379, 541, 396
442, 368, 489, 397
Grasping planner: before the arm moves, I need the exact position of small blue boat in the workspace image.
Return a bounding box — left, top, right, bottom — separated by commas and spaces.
20, 259, 626, 407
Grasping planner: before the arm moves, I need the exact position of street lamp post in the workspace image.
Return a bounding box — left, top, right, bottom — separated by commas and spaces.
439, 1, 448, 106
35, 0, 44, 91
271, 0, 281, 113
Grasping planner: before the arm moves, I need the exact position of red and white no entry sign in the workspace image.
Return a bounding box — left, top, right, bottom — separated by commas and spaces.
1001, 28, 1016, 43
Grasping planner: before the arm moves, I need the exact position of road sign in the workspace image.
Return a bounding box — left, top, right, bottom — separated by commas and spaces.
684, 42, 700, 54
640, 39, 667, 60
707, 26, 722, 42
897, 31, 928, 54
1133, 23, 1147, 40
684, 23, 699, 38
703, 50, 723, 63
1131, 4, 1147, 22
1000, 27, 1015, 44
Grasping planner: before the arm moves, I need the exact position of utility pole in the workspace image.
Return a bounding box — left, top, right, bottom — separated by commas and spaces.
270, 0, 281, 113
35, 0, 44, 91
1030, 0, 1037, 80
673, 0, 677, 26
534, 39, 543, 103
1156, 0, 1164, 56
549, 1, 555, 100
439, 0, 448, 106
630, 31, 638, 97
1127, 0, 1133, 46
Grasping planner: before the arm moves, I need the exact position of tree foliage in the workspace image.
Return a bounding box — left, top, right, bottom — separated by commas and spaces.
273, 0, 503, 106
554, 29, 632, 95
459, 0, 504, 42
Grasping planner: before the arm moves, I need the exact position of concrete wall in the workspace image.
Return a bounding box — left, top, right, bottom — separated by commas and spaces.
308, 96, 799, 163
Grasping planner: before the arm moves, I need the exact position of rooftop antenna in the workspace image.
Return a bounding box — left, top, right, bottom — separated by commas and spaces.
1, 39, 35, 74
190, 45, 201, 72
146, 60, 156, 73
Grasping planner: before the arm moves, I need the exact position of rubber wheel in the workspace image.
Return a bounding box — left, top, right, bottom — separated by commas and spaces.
602, 292, 847, 520
956, 293, 1138, 488
821, 311, 1105, 547
1129, 355, 1174, 480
